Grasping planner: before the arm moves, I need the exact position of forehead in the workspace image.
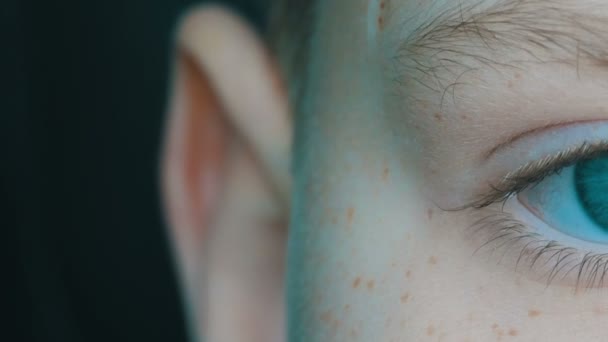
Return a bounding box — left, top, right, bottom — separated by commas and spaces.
302, 0, 608, 116
293, 0, 608, 174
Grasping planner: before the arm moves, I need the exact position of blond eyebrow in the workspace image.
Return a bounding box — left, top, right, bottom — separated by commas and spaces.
394, 0, 608, 97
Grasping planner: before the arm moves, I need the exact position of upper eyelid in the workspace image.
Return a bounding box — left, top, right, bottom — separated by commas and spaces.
502, 142, 608, 184
462, 141, 608, 210
481, 119, 608, 162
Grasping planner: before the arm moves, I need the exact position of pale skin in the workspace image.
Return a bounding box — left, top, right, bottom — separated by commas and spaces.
162, 1, 608, 341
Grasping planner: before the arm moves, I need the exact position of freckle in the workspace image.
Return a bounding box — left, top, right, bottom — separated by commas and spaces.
461, 113, 469, 120
320, 310, 333, 323
427, 208, 433, 220
382, 167, 390, 181
434, 112, 443, 122
380, 1, 386, 9
400, 293, 410, 303
352, 277, 361, 288
347, 207, 355, 224
515, 72, 522, 79
507, 80, 514, 88
509, 329, 518, 336
377, 17, 384, 29
492, 323, 498, 330
428, 256, 438, 265
427, 324, 435, 336
367, 280, 375, 290
344, 304, 351, 312
406, 270, 412, 279
528, 309, 542, 317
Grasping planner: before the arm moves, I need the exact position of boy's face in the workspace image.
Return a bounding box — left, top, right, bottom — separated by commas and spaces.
164, 0, 608, 341
288, 0, 608, 340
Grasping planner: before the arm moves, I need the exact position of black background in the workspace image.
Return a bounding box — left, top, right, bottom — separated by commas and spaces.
7, 1, 267, 341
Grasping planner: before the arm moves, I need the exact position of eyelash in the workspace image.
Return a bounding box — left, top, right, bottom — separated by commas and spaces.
469, 210, 608, 291
461, 141, 608, 291
468, 141, 608, 210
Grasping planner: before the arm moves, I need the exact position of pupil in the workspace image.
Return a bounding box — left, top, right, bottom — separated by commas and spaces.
575, 154, 608, 230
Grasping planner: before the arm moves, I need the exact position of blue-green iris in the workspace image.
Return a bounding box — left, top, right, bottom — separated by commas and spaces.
575, 154, 608, 231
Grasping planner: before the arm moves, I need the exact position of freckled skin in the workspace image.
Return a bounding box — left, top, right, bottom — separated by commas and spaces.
347, 207, 355, 225
377, 0, 388, 30
320, 310, 333, 323
366, 280, 375, 290
286, 0, 608, 341
492, 324, 505, 339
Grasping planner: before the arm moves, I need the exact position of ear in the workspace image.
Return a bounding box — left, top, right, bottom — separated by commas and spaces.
161, 5, 291, 341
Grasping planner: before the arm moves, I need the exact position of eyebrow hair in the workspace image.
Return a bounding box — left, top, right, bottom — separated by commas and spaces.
394, 0, 608, 100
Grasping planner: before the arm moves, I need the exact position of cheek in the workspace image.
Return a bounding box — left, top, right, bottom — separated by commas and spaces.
287, 162, 594, 341
287, 157, 433, 340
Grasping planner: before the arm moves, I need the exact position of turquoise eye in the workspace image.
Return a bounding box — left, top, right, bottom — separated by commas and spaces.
519, 154, 608, 243
575, 155, 608, 231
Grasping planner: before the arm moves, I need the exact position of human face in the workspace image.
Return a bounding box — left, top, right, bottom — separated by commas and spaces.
287, 0, 608, 341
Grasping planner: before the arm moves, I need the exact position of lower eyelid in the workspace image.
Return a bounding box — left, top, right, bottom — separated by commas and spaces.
464, 201, 608, 291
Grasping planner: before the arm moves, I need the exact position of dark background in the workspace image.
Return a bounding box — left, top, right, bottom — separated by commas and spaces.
7, 1, 267, 341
